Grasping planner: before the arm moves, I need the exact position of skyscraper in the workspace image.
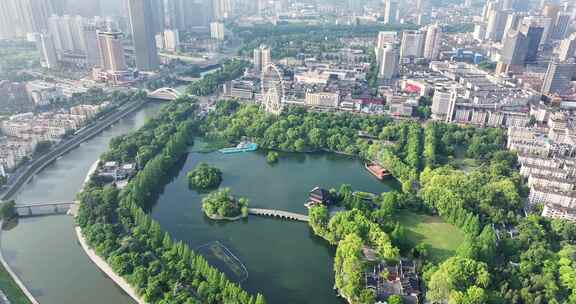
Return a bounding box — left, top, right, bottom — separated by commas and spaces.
542, 60, 576, 95
377, 31, 397, 49
551, 12, 571, 40
83, 24, 100, 67
522, 16, 552, 47
96, 30, 127, 72
383, 0, 398, 25
423, 24, 441, 60
519, 23, 544, 63
0, 0, 53, 38
150, 0, 165, 34
497, 29, 528, 74
558, 33, 576, 62
254, 45, 271, 72
485, 9, 510, 42
128, 0, 159, 71
210, 22, 225, 40
37, 33, 59, 69
400, 30, 425, 60
378, 43, 399, 80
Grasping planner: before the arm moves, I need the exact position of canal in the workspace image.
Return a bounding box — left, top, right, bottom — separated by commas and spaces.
1, 103, 164, 304
150, 142, 399, 304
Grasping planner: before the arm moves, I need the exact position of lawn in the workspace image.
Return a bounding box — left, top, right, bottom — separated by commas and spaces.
395, 210, 465, 263
0, 262, 32, 304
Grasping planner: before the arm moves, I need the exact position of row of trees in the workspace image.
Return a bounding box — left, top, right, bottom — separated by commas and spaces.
201, 101, 393, 155
186, 60, 249, 96
77, 97, 265, 304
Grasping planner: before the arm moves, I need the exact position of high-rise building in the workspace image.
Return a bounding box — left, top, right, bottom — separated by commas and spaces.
400, 30, 425, 59
163, 29, 180, 52
503, 12, 526, 35
0, 0, 53, 38
423, 24, 441, 60
96, 30, 127, 72
213, 0, 233, 20
383, 0, 398, 25
210, 22, 225, 40
37, 33, 59, 69
522, 16, 552, 47
497, 29, 528, 74
551, 12, 571, 40
378, 43, 399, 80
83, 24, 100, 67
542, 60, 576, 95
473, 24, 486, 41
558, 33, 576, 62
377, 31, 397, 49
128, 0, 159, 71
519, 23, 544, 63
486, 9, 510, 42
150, 0, 165, 34
254, 44, 271, 72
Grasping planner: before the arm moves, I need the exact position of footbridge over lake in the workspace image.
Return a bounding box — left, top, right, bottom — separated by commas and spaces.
248, 208, 309, 222
15, 202, 77, 217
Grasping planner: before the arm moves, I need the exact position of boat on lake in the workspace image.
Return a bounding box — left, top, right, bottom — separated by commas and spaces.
219, 141, 258, 154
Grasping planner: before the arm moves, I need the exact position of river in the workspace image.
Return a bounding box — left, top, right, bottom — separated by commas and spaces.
150, 142, 399, 304
1, 103, 164, 304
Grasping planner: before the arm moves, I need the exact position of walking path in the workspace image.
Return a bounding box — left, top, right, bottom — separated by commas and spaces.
75, 227, 146, 304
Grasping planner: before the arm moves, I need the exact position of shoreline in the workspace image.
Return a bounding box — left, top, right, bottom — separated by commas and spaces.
74, 159, 147, 304
75, 227, 146, 304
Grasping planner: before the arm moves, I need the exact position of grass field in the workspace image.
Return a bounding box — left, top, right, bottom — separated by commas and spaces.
395, 210, 465, 263
0, 262, 32, 304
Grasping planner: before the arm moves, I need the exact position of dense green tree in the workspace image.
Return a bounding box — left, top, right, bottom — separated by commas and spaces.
187, 163, 222, 190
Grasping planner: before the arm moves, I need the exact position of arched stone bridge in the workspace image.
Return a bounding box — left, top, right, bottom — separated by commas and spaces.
147, 87, 183, 101
15, 202, 77, 217
248, 208, 309, 222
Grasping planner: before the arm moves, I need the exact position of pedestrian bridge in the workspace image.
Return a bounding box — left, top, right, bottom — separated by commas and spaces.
147, 87, 183, 101
15, 202, 77, 217
248, 208, 309, 222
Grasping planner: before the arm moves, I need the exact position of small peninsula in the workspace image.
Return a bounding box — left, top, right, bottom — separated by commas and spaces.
202, 188, 249, 220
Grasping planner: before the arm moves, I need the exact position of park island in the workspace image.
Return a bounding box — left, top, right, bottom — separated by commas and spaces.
201, 188, 249, 220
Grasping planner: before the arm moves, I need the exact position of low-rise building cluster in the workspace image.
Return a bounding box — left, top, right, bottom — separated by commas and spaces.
0, 103, 107, 174
507, 111, 576, 221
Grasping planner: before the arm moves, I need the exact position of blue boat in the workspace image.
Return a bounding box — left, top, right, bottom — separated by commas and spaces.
219, 142, 258, 154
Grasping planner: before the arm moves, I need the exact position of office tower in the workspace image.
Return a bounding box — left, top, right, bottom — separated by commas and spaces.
542, 60, 576, 95
522, 16, 553, 47
0, 0, 53, 37
83, 24, 100, 67
37, 34, 59, 69
69, 16, 87, 52
496, 29, 528, 74
128, 0, 159, 71
558, 33, 576, 62
210, 22, 225, 40
502, 0, 514, 10
150, 0, 165, 34
423, 24, 441, 60
486, 9, 510, 42
96, 30, 127, 72
48, 15, 72, 52
551, 12, 571, 40
163, 29, 180, 52
473, 24, 486, 41
503, 12, 526, 35
213, 0, 233, 20
378, 43, 399, 80
254, 45, 271, 72
400, 30, 425, 59
383, 0, 398, 25
416, 0, 426, 12
377, 31, 397, 49
519, 23, 544, 63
